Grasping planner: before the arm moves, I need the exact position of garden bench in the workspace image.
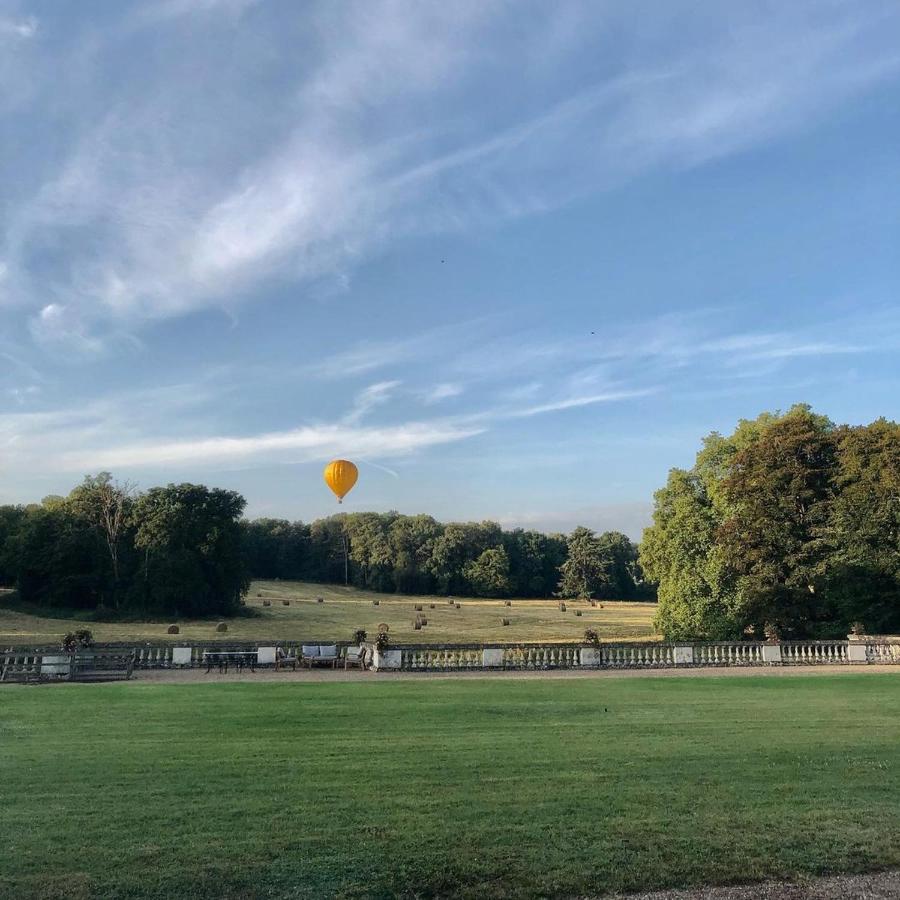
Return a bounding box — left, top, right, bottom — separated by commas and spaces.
301, 645, 339, 668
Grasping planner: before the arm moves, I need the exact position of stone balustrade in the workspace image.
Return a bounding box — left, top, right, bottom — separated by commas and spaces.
692, 642, 765, 665
5, 637, 899, 678
780, 641, 848, 664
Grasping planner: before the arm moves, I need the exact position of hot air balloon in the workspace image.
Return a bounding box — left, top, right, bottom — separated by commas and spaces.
323, 459, 358, 503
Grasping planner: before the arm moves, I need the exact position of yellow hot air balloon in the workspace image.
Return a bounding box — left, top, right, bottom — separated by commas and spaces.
323, 459, 358, 503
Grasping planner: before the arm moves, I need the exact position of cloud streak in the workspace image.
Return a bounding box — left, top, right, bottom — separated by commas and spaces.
3, 2, 899, 350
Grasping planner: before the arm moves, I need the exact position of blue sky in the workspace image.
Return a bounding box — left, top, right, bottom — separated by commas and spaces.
1, 0, 898, 538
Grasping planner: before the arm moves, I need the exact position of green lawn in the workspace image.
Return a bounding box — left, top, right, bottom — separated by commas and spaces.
2, 675, 899, 899
0, 579, 658, 646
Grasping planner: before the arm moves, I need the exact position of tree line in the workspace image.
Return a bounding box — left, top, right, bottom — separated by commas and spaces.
641, 406, 900, 640
244, 514, 651, 600
0, 476, 651, 616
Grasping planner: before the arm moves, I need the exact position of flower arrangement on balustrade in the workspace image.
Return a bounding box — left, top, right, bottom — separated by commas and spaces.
375, 632, 390, 653
61, 629, 94, 652
583, 628, 600, 648
353, 629, 368, 645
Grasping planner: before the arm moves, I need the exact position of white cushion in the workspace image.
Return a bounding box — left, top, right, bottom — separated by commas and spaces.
172, 647, 193, 666
319, 645, 337, 658
257, 647, 277, 665
301, 645, 319, 657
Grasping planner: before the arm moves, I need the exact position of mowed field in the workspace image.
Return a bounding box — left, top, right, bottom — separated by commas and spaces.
0, 580, 658, 645
1, 674, 898, 899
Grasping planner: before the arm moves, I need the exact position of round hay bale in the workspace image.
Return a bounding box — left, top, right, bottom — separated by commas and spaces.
429, 603, 435, 609
575, 610, 583, 617
504, 600, 512, 607
501, 618, 510, 626
262, 599, 271, 607
373, 599, 380, 606
316, 597, 324, 603
414, 620, 422, 630
256, 592, 262, 597
167, 624, 179, 635
590, 600, 598, 607
216, 622, 228, 633
455, 603, 461, 609
282, 599, 290, 606
414, 604, 423, 612
419, 617, 428, 626
558, 602, 567, 612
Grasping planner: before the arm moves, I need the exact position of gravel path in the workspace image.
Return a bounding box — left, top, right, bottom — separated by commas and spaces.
122, 663, 900, 685
602, 869, 900, 899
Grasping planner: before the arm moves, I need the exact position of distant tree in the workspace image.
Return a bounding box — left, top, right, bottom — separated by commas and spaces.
68, 472, 135, 607
345, 512, 396, 591
503, 529, 567, 597
428, 522, 502, 595
465, 547, 511, 597
389, 514, 441, 594
242, 518, 309, 580
3, 505, 107, 609
595, 531, 642, 598
557, 527, 610, 599
308, 515, 350, 584
130, 484, 248, 616
0, 506, 26, 586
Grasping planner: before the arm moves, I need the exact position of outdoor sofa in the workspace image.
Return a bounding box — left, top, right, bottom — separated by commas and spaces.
301, 644, 339, 668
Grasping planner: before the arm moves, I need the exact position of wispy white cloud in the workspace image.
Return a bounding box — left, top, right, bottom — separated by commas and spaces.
0, 15, 37, 39
511, 388, 659, 418
423, 382, 463, 404
58, 420, 484, 471
343, 379, 402, 424
3, 2, 899, 350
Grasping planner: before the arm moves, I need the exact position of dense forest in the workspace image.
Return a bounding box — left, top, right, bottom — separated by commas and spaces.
0, 476, 649, 616
643, 406, 900, 640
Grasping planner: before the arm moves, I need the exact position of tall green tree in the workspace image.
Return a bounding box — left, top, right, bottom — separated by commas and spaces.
465, 546, 511, 597
389, 514, 441, 594
825, 419, 900, 633
130, 484, 248, 616
718, 407, 837, 637
643, 405, 898, 640
557, 527, 610, 599
68, 472, 135, 607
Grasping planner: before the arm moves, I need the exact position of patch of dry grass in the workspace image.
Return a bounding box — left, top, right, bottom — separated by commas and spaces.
0, 580, 658, 645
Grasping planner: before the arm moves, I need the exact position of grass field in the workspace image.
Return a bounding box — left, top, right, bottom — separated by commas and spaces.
0, 580, 658, 645
2, 674, 898, 899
